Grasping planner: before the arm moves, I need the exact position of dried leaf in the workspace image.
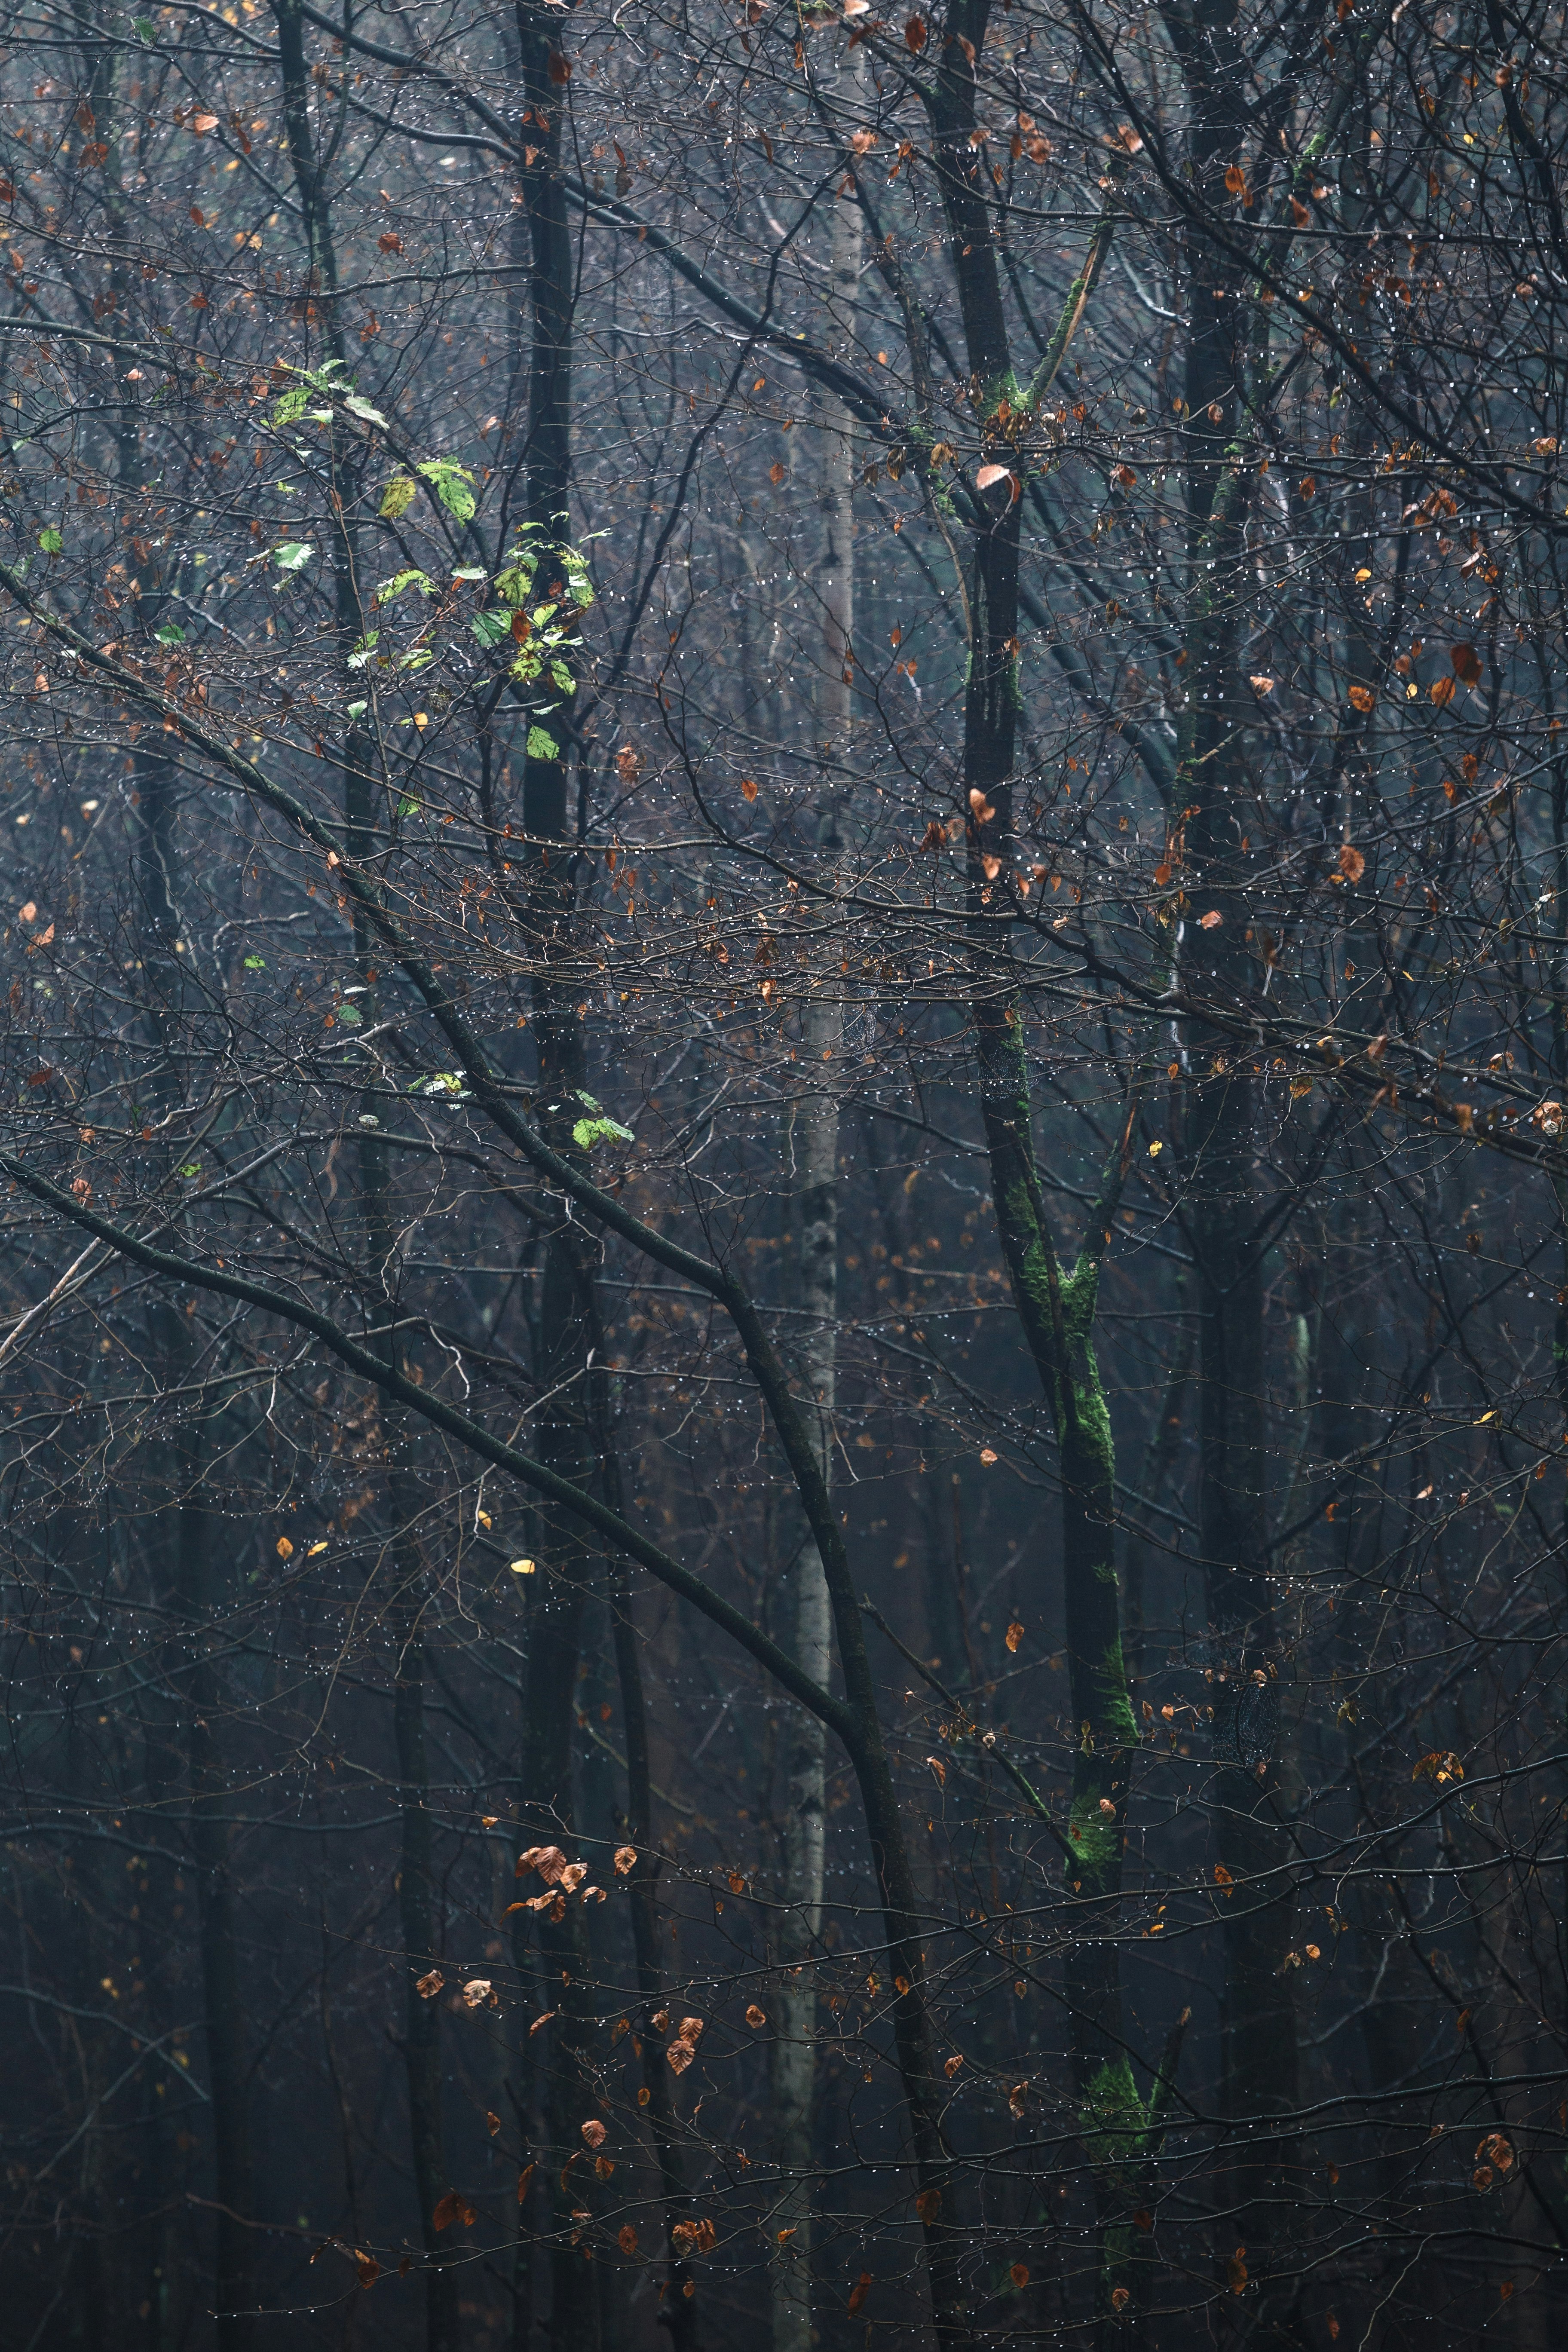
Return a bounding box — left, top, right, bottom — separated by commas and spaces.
416, 1969, 444, 1999
581, 2119, 607, 2150
904, 12, 927, 45
915, 2188, 942, 2225
943, 2054, 963, 2077
1338, 843, 1366, 882
975, 462, 1013, 493
1348, 684, 1375, 712
613, 1845, 637, 1875
618, 2223, 639, 2255
1198, 909, 1222, 930
848, 2272, 872, 2314
1005, 1620, 1023, 1653
1010, 2263, 1029, 2287
745, 2004, 767, 2027
1450, 641, 1483, 686
461, 1978, 492, 2009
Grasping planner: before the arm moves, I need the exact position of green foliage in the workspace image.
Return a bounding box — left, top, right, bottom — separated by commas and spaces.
155, 622, 185, 644
526, 724, 560, 761
273, 541, 315, 571
37, 527, 61, 555
573, 1115, 634, 1151
379, 475, 417, 520
416, 459, 476, 522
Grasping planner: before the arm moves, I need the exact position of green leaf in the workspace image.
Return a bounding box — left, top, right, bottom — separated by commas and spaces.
397, 795, 421, 818
452, 565, 487, 582
572, 1115, 634, 1151
274, 540, 315, 571
526, 725, 560, 761
346, 699, 368, 719
156, 622, 186, 644
271, 387, 310, 427
134, 16, 156, 38
379, 567, 433, 600
243, 954, 266, 969
550, 660, 574, 692
417, 459, 476, 522
342, 393, 388, 429
471, 609, 511, 647
337, 1003, 363, 1027
179, 1163, 202, 1179
398, 648, 435, 672
379, 474, 418, 519
37, 527, 62, 555
346, 632, 379, 669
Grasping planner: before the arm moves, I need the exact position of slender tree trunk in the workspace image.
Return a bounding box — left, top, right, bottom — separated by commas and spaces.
769, 80, 859, 2352
1167, 12, 1302, 2318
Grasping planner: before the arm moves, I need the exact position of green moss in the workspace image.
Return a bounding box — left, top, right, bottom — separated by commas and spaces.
1080, 2055, 1147, 2173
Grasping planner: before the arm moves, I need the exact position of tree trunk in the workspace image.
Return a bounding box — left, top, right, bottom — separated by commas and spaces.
769, 76, 858, 2352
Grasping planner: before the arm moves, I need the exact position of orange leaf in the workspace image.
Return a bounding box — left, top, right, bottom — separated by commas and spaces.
416, 1968, 444, 1999
905, 12, 927, 46
975, 462, 1013, 493
1198, 909, 1222, 930
1010, 2263, 1029, 2288
581, 2120, 607, 2149
769, 461, 785, 485
745, 2003, 767, 2027
1338, 843, 1366, 882
1224, 163, 1246, 194
943, 2054, 963, 2076
379, 231, 402, 254
1005, 1620, 1023, 1653
1111, 2287, 1130, 2312
848, 2272, 872, 2315
613, 1845, 637, 1875
1430, 675, 1455, 706
915, 2188, 942, 2225
618, 2223, 639, 2255
432, 2190, 461, 2233
1450, 641, 1483, 686
741, 778, 758, 802
1348, 684, 1375, 712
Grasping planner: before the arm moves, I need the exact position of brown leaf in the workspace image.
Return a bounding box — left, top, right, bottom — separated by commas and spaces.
741, 779, 757, 802
1226, 2246, 1249, 2294
547, 49, 571, 82
517, 2164, 535, 2203
745, 2004, 767, 2027
191, 112, 219, 135
461, 1978, 493, 2009
355, 2248, 380, 2288
1005, 1620, 1023, 1653
1430, 675, 1456, 706
968, 787, 995, 823
915, 2188, 942, 2225
848, 2272, 872, 2315
1250, 674, 1276, 694
943, 2055, 963, 2077
416, 1969, 444, 1999
379, 231, 403, 254
975, 462, 1013, 493
618, 2223, 639, 2255
1009, 2263, 1029, 2287
1198, 909, 1222, 930
613, 1845, 637, 1875
667, 2039, 695, 2074
769, 461, 786, 486
904, 12, 927, 45
486, 2110, 501, 2137
581, 2119, 606, 2149
1348, 684, 1375, 712
1338, 843, 1366, 882
529, 2011, 556, 2036
1111, 2286, 1130, 2312
1450, 641, 1483, 686
432, 2190, 461, 2233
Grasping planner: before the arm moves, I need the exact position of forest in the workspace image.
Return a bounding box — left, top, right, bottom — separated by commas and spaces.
0, 0, 1565, 2341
